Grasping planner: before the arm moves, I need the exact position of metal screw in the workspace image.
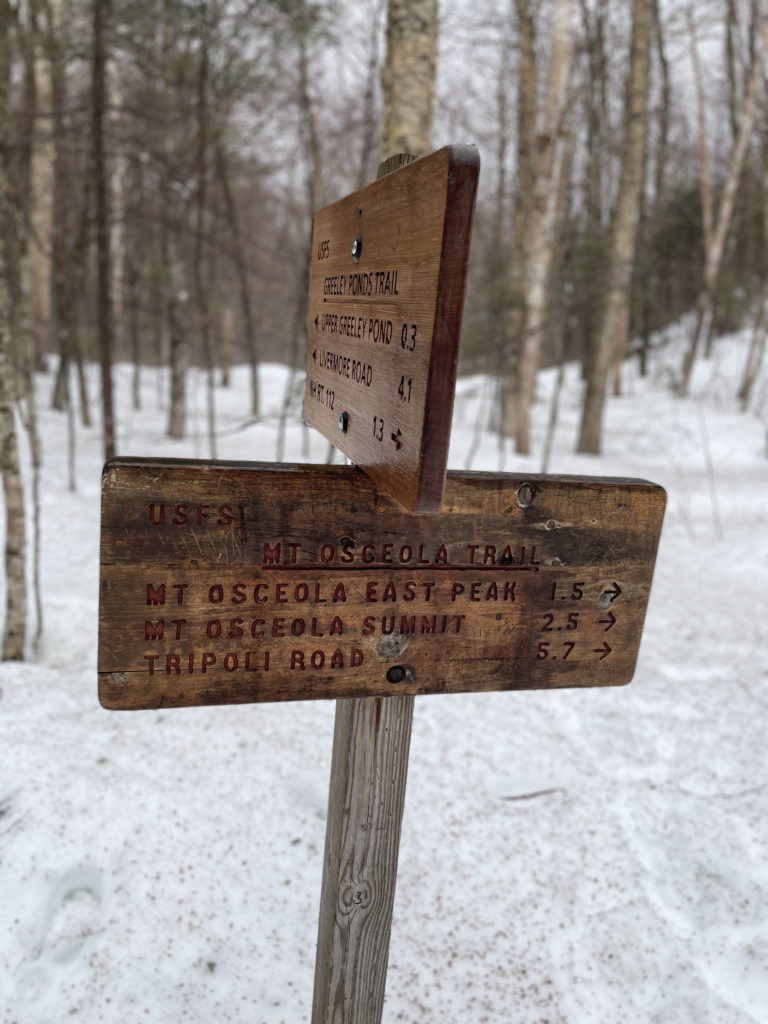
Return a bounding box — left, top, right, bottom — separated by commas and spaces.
338, 411, 349, 434
351, 236, 362, 262
386, 665, 405, 683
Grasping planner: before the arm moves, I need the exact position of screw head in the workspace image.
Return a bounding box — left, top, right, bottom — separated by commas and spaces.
386, 665, 405, 683
338, 411, 349, 434
351, 236, 362, 262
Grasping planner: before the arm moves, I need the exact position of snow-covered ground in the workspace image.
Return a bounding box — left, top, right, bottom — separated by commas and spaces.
1, 326, 767, 1023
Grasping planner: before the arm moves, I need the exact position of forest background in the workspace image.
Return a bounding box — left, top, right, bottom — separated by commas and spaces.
0, 0, 767, 657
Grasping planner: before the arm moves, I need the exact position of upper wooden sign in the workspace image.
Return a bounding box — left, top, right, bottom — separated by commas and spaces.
99, 459, 665, 711
303, 146, 479, 513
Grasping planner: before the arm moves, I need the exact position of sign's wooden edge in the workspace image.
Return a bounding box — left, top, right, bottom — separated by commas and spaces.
100, 456, 667, 495
415, 145, 480, 513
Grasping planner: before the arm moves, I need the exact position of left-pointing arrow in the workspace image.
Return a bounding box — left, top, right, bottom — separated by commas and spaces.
312, 349, 317, 363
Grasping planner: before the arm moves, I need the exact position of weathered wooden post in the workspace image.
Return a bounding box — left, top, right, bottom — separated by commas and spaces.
98, 147, 665, 1024
305, 147, 477, 1024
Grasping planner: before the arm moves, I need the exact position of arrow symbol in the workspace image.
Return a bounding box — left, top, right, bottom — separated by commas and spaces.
603, 582, 622, 603
312, 349, 317, 363
314, 315, 319, 328
594, 642, 611, 661
391, 428, 403, 451
598, 611, 616, 631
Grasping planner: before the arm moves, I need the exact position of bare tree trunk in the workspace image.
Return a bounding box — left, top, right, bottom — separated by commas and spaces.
127, 251, 141, 410
652, 0, 670, 208
0, 0, 27, 659
216, 140, 259, 415
576, 0, 609, 383
380, 0, 437, 159
514, 0, 574, 455
29, 0, 53, 373
725, 0, 740, 144
107, 55, 125, 337
66, 186, 94, 428
165, 224, 186, 438
541, 123, 576, 474
499, 0, 536, 438
356, 0, 385, 189
92, 0, 116, 459
679, 10, 768, 396
738, 286, 767, 409
577, 0, 652, 454
19, 363, 43, 651
12, 7, 44, 649
277, 5, 326, 462
220, 306, 232, 388
193, 8, 216, 460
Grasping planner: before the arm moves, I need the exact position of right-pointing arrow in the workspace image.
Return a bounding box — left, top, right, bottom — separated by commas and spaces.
594, 641, 611, 661
598, 611, 616, 631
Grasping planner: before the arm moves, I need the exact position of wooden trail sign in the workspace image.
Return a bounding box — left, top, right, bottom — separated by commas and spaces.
96, 146, 667, 1024
98, 458, 665, 711
303, 145, 479, 513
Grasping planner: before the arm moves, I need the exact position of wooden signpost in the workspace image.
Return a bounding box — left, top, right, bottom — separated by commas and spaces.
303, 146, 479, 513
99, 459, 664, 710
98, 149, 666, 1024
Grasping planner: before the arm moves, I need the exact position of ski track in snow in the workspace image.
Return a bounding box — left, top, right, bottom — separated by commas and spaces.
1, 327, 767, 1023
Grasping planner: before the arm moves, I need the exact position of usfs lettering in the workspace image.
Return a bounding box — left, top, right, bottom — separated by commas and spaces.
148, 503, 235, 527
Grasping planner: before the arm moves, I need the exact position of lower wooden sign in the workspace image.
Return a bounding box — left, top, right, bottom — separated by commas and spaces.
98, 459, 665, 710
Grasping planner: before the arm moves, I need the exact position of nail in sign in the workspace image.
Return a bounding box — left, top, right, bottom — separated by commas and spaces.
303, 146, 480, 514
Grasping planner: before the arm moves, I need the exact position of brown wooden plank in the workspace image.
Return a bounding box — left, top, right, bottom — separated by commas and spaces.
303, 145, 479, 513
98, 458, 666, 710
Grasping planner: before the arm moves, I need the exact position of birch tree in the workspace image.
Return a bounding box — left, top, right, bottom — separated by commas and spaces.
0, 0, 28, 659
498, 0, 536, 439
577, 0, 652, 455
514, 0, 574, 455
380, 0, 438, 157
678, 6, 768, 397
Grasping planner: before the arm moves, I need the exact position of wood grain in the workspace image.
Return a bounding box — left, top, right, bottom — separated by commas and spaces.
311, 694, 413, 1024
303, 145, 479, 513
98, 458, 666, 710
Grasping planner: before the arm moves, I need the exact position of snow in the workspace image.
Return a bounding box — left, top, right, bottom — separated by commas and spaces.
1, 328, 767, 1023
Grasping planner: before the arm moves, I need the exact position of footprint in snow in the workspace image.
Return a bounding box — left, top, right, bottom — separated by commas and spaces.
33, 865, 104, 966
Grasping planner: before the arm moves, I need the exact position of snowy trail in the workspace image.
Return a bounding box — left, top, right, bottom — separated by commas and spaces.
1, 331, 767, 1023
